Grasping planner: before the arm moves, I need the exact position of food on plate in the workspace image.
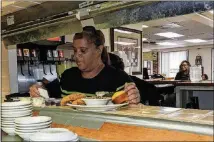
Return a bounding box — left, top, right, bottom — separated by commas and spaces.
72, 99, 86, 105
60, 93, 86, 106
112, 91, 128, 104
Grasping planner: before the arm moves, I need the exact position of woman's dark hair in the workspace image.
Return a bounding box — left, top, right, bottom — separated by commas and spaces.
108, 53, 125, 70
73, 26, 109, 65
202, 74, 208, 80
179, 60, 191, 72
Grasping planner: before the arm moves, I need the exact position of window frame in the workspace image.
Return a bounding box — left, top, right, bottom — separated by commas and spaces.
160, 50, 189, 77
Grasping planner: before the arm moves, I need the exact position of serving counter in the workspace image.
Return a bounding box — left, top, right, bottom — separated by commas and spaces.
24, 105, 214, 141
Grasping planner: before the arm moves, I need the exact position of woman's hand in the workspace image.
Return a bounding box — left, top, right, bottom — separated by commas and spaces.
124, 83, 141, 104
29, 84, 42, 97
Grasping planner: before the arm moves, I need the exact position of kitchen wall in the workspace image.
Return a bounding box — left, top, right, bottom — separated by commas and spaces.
1, 42, 11, 101
158, 44, 213, 79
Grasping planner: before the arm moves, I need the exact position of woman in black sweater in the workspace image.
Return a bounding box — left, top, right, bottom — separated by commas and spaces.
175, 60, 191, 81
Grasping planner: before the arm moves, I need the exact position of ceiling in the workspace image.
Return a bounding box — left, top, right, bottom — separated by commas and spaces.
123, 10, 214, 51
1, 0, 44, 16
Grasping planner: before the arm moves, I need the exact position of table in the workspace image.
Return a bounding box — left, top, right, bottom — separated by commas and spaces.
146, 80, 214, 108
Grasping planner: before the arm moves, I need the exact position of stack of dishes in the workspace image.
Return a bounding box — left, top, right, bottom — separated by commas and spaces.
14, 116, 52, 141
1, 101, 32, 135
30, 128, 79, 141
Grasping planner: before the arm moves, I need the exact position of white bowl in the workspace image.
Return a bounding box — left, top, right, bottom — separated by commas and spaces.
82, 98, 111, 106
16, 124, 51, 130
32, 97, 45, 107
18, 97, 32, 102
15, 116, 51, 125
2, 127, 15, 135
15, 131, 34, 141
15, 127, 49, 133
29, 128, 79, 141
15, 121, 52, 127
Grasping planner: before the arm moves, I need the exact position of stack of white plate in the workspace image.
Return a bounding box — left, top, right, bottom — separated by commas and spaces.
30, 128, 79, 141
1, 101, 32, 135
14, 116, 52, 141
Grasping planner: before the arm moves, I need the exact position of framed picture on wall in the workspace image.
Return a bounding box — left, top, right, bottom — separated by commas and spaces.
110, 27, 142, 75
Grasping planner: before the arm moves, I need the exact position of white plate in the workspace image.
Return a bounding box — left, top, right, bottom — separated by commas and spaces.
29, 128, 78, 142
66, 102, 129, 112
15, 127, 50, 133
2, 105, 32, 110
16, 124, 51, 130
2, 101, 31, 107
2, 112, 32, 118
15, 120, 52, 127
1, 124, 14, 127
15, 116, 52, 125
2, 110, 32, 115
1, 107, 32, 112
2, 115, 32, 121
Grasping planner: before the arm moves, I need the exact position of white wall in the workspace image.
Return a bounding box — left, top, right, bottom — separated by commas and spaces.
158, 44, 213, 79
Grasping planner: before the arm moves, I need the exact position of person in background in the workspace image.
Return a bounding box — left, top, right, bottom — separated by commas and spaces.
108, 53, 162, 106
30, 26, 140, 104
175, 60, 191, 80
202, 74, 208, 80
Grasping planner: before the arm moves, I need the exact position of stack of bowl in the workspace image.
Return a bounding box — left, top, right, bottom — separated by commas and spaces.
14, 116, 52, 141
1, 101, 32, 135
30, 128, 79, 141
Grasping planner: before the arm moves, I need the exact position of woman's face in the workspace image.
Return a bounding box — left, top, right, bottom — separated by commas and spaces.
73, 38, 101, 71
181, 62, 189, 72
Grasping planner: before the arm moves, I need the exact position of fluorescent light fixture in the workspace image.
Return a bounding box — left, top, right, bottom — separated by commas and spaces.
156, 42, 177, 46
184, 39, 207, 43
142, 38, 148, 41
12, 5, 25, 9
142, 25, 149, 28
163, 23, 181, 28
155, 32, 184, 38
209, 10, 213, 14
114, 29, 132, 34
114, 41, 136, 45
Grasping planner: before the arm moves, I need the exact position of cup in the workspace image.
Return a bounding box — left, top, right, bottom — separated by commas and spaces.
32, 97, 45, 107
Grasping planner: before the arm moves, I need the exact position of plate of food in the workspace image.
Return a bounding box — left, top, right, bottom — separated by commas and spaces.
64, 91, 129, 112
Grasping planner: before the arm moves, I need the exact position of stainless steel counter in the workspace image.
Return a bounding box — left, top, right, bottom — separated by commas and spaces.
33, 106, 213, 136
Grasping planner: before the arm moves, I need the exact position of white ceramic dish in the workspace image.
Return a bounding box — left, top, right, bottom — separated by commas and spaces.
16, 124, 51, 130
29, 128, 79, 142
15, 127, 49, 133
15, 131, 34, 141
1, 107, 32, 112
82, 98, 111, 106
15, 116, 52, 125
66, 102, 128, 112
2, 101, 31, 107
1, 123, 14, 127
1, 114, 32, 121
2, 105, 32, 110
2, 113, 32, 118
2, 127, 15, 135
15, 120, 52, 127
2, 110, 32, 115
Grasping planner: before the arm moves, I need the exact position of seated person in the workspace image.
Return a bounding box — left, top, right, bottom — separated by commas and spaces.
30, 26, 140, 105
108, 53, 162, 106
175, 60, 191, 80
202, 74, 208, 80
